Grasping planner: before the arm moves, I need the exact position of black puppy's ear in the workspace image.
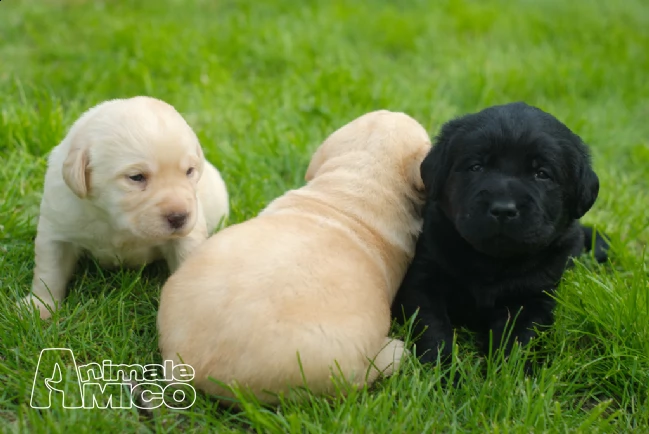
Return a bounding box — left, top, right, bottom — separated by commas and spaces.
420, 121, 459, 200
570, 144, 600, 219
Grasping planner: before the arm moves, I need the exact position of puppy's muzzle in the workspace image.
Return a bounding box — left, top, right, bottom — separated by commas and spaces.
488, 200, 519, 222
166, 212, 189, 230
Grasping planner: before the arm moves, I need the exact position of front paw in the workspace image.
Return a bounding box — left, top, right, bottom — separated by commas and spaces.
483, 324, 538, 357
582, 225, 610, 263
415, 334, 453, 365
18, 294, 55, 320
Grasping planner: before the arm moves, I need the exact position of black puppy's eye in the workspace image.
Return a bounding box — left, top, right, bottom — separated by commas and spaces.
128, 174, 146, 182
469, 164, 484, 172
535, 170, 550, 180
186, 167, 195, 177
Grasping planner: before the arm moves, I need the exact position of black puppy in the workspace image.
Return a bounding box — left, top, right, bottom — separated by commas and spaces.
392, 102, 608, 364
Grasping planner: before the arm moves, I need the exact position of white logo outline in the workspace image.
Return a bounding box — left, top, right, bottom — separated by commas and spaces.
30, 348, 196, 410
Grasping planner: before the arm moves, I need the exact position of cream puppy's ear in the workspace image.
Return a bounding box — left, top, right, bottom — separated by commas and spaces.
304, 145, 327, 182
409, 145, 430, 193
62, 133, 91, 198
195, 140, 206, 178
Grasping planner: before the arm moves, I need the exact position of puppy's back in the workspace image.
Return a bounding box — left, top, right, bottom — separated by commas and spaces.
158, 208, 389, 402
158, 110, 430, 404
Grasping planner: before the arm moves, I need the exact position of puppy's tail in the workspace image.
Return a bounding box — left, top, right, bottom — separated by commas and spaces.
581, 225, 609, 263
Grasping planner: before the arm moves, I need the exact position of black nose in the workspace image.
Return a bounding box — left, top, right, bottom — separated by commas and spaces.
166, 212, 188, 229
489, 200, 519, 220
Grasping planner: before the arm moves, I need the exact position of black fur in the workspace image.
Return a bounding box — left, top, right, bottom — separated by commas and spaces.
392, 102, 608, 364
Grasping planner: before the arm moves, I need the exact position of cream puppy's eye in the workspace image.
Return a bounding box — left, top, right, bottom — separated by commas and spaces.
186, 167, 195, 177
128, 174, 146, 182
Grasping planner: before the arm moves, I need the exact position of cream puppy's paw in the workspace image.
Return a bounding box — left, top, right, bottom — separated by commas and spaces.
371, 338, 408, 378
18, 294, 55, 320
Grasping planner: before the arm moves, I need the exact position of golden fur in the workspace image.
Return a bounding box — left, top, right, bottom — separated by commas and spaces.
157, 110, 431, 405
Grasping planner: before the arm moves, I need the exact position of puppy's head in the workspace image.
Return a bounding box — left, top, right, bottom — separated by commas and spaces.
305, 110, 431, 195
62, 96, 205, 240
421, 102, 599, 257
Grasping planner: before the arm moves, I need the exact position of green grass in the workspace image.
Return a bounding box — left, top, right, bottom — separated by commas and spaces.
1, 0, 649, 432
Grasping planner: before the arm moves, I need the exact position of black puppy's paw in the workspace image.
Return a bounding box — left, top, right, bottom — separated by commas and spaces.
581, 225, 610, 263
414, 334, 454, 366
503, 329, 537, 357
481, 318, 538, 357
415, 339, 461, 389
416, 349, 439, 366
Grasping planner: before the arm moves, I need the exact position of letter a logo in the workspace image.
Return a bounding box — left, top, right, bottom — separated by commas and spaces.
30, 348, 83, 409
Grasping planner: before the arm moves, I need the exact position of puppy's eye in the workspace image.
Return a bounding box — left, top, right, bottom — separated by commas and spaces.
535, 170, 550, 180
469, 164, 484, 172
128, 174, 146, 182
186, 167, 195, 177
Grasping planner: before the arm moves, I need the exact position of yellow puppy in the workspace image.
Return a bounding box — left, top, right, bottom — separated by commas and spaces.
21, 96, 229, 319
157, 110, 431, 405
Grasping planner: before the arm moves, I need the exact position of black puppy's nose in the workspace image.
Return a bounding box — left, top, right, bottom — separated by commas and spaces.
489, 200, 519, 220
166, 212, 188, 229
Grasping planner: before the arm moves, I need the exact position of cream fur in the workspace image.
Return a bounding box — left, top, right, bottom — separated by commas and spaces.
157, 110, 431, 405
20, 96, 229, 319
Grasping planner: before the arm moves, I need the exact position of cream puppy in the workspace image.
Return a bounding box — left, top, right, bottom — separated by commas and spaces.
21, 96, 229, 319
157, 110, 431, 405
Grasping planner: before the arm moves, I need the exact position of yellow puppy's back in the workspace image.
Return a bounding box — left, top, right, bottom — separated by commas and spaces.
158, 202, 391, 403
157, 110, 431, 405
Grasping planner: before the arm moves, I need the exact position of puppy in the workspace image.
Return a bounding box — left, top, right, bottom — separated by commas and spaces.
21, 96, 229, 319
157, 111, 431, 405
392, 102, 607, 364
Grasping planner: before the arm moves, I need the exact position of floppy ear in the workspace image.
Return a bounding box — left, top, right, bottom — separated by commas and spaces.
62, 134, 91, 198
195, 141, 206, 179
305, 145, 327, 182
408, 145, 430, 193
419, 121, 459, 200
570, 146, 599, 219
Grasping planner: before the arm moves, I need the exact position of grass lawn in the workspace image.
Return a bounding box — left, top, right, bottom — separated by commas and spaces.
1, 0, 649, 432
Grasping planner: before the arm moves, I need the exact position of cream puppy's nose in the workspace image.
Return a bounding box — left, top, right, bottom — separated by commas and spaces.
166, 212, 188, 229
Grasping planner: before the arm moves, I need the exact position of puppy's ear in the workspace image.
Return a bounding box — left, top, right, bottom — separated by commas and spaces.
62, 133, 91, 198
408, 145, 431, 193
195, 141, 206, 178
570, 145, 599, 219
420, 121, 459, 200
305, 145, 327, 182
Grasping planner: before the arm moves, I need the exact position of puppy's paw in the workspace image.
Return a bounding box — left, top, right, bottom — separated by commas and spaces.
482, 326, 538, 358
581, 225, 610, 263
18, 295, 54, 320
417, 349, 439, 366
415, 334, 453, 366
372, 338, 408, 378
